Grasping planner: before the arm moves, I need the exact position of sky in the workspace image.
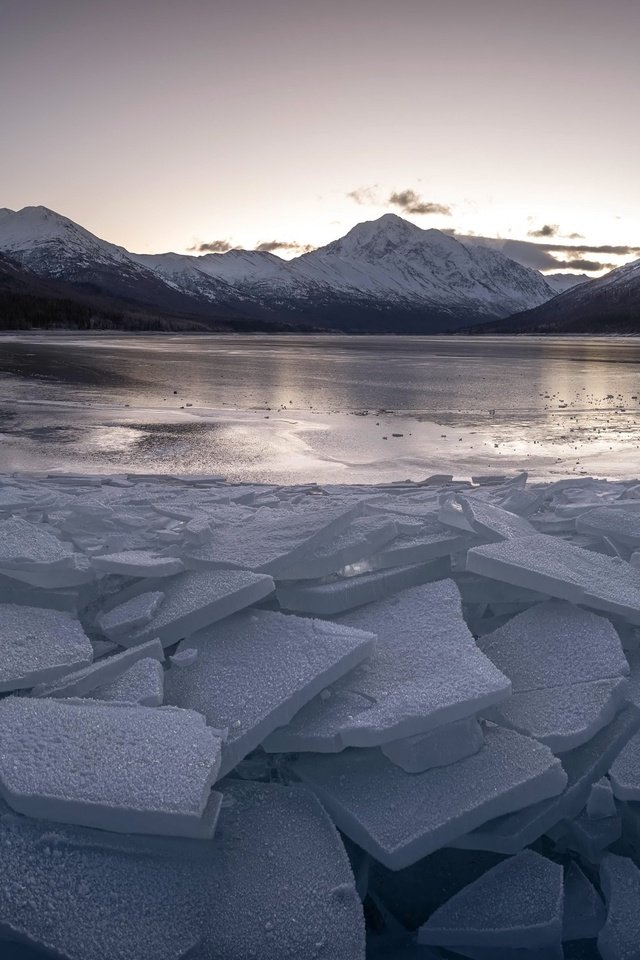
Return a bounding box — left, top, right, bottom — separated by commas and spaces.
1, 0, 639, 275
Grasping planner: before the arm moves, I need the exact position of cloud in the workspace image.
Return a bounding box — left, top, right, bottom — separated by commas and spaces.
347, 186, 379, 205
528, 224, 559, 238
255, 240, 316, 254
188, 239, 235, 253
555, 258, 615, 272
388, 189, 451, 216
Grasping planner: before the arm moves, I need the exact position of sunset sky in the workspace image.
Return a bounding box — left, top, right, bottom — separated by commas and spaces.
1, 0, 638, 274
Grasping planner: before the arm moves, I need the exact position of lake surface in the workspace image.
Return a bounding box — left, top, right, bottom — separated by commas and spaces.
1, 333, 640, 483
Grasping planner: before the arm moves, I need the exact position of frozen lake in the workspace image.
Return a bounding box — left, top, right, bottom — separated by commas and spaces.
1, 333, 640, 483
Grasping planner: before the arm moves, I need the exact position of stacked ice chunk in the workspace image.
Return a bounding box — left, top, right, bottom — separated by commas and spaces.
2, 470, 640, 958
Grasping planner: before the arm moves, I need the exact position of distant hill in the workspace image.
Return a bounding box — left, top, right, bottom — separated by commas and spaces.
0, 206, 557, 334
469, 258, 640, 335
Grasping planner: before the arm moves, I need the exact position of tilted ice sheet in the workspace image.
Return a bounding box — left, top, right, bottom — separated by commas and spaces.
286, 724, 567, 870
456, 495, 537, 542
598, 854, 640, 960
275, 558, 450, 616
164, 609, 376, 776
0, 604, 92, 692
454, 704, 640, 853
184, 500, 363, 577
122, 568, 275, 647
587, 777, 617, 820
97, 590, 165, 640
467, 535, 640, 624
417, 851, 563, 949
477, 600, 629, 691
576, 506, 640, 549
381, 716, 484, 773
264, 580, 510, 752
609, 730, 640, 800
368, 513, 475, 570
485, 677, 629, 752
31, 638, 164, 699
0, 517, 93, 587
87, 657, 165, 706
274, 515, 398, 580
0, 697, 222, 837
91, 550, 185, 577
562, 862, 605, 941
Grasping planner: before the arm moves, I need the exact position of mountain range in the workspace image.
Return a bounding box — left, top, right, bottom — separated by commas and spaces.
0, 205, 636, 334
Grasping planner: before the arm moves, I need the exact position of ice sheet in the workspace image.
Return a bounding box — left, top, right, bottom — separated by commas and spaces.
381, 716, 484, 773
286, 724, 566, 869
0, 697, 222, 836
0, 604, 92, 692
88, 657, 165, 706
31, 638, 164, 699
265, 581, 510, 751
562, 862, 605, 941
417, 851, 563, 948
598, 854, 640, 960
164, 609, 375, 776
97, 590, 165, 640
274, 515, 398, 580
91, 550, 185, 577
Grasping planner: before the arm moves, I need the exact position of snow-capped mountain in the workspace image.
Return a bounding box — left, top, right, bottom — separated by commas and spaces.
543, 272, 589, 295
0, 206, 558, 333
475, 257, 640, 334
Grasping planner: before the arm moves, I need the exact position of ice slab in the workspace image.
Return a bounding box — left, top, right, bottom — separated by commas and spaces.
0, 517, 93, 587
453, 704, 640, 853
456, 495, 538, 542
562, 862, 605, 941
164, 609, 375, 776
274, 515, 398, 580
0, 604, 92, 692
485, 678, 629, 753
0, 697, 222, 836
97, 590, 165, 640
576, 506, 640, 549
121, 569, 275, 647
275, 558, 450, 616
609, 730, 640, 800
0, 804, 208, 960
31, 638, 164, 699
467, 535, 640, 625
381, 717, 484, 773
264, 581, 510, 751
286, 725, 566, 870
598, 854, 640, 960
417, 850, 563, 949
368, 514, 475, 570
91, 549, 185, 577
587, 777, 617, 820
561, 810, 621, 862
88, 658, 164, 706
189, 780, 365, 960
184, 500, 362, 577
478, 601, 629, 691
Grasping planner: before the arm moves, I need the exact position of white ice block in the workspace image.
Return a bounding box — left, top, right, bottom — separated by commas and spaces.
264, 581, 510, 752
286, 725, 567, 870
369, 514, 475, 570
417, 851, 563, 949
453, 704, 640, 853
97, 590, 165, 640
576, 506, 640, 549
274, 515, 398, 580
31, 638, 164, 699
122, 569, 275, 647
0, 604, 92, 692
164, 610, 376, 776
561, 810, 621, 862
0, 697, 222, 837
91, 549, 185, 577
609, 730, 640, 801
478, 600, 629, 691
562, 862, 605, 941
485, 678, 629, 753
467, 535, 640, 625
0, 517, 93, 587
598, 854, 640, 960
381, 717, 484, 773
88, 657, 165, 706
275, 558, 450, 615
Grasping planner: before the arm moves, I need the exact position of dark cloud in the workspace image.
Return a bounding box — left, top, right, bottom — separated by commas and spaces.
255, 240, 315, 254
188, 239, 235, 253
528, 224, 559, 238
389, 189, 451, 216
555, 258, 615, 272
541, 242, 640, 255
